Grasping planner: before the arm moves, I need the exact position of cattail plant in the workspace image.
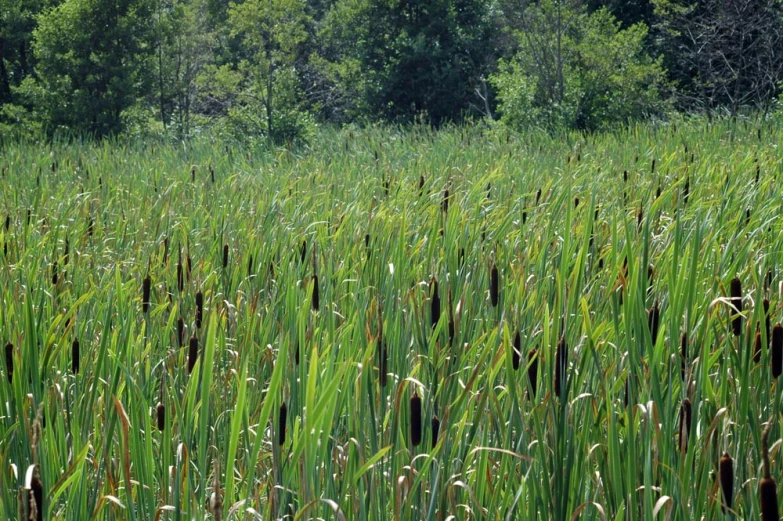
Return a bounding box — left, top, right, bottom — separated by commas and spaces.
410, 391, 422, 447
64, 237, 69, 266
142, 275, 151, 314
418, 174, 425, 196
222, 244, 229, 269
186, 253, 192, 282
278, 401, 287, 446
771, 324, 782, 379
535, 188, 542, 205
177, 250, 184, 292
4, 342, 12, 383
760, 422, 779, 521
191, 166, 196, 182
430, 278, 440, 330
512, 331, 521, 371
648, 301, 660, 346
177, 317, 185, 347
188, 335, 199, 374
431, 415, 440, 448
71, 339, 79, 374
195, 291, 204, 329
730, 277, 742, 337
490, 262, 499, 307
51, 261, 58, 285
719, 452, 734, 511
754, 324, 763, 363
679, 398, 692, 453
300, 239, 307, 264
156, 402, 165, 431
442, 188, 449, 213
311, 274, 320, 311
680, 332, 688, 380
554, 337, 567, 397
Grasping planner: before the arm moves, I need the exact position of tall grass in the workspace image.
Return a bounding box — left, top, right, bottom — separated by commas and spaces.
0, 116, 781, 519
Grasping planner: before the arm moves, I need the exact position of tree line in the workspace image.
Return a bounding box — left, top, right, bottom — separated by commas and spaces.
1, 0, 781, 141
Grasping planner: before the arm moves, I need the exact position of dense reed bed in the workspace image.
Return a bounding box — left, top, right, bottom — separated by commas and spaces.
0, 117, 782, 519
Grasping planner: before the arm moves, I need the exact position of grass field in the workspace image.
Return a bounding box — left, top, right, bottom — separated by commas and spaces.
1, 117, 782, 520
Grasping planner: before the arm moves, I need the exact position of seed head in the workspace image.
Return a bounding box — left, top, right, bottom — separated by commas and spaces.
719, 452, 733, 511
187, 335, 199, 374
195, 291, 204, 329
679, 398, 692, 453
430, 279, 441, 330
156, 402, 165, 431
4, 342, 12, 383
311, 274, 319, 311
730, 277, 742, 337
71, 339, 80, 374
278, 402, 287, 446
142, 275, 151, 314
490, 263, 499, 307
177, 317, 185, 347
648, 301, 660, 346
528, 348, 538, 396
760, 423, 779, 521
512, 331, 521, 371
410, 391, 422, 447
222, 244, 229, 269
431, 415, 440, 449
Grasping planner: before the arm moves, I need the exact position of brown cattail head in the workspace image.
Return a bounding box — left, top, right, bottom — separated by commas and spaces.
177, 250, 184, 293
719, 452, 734, 511
431, 415, 440, 448
679, 398, 692, 453
195, 291, 204, 329
186, 254, 192, 282
623, 170, 628, 183
651, 158, 656, 173
222, 244, 229, 269
379, 341, 388, 387
535, 188, 542, 205
680, 332, 688, 380
730, 277, 742, 336
177, 317, 185, 347
430, 279, 441, 330
648, 301, 660, 346
142, 275, 151, 314
156, 402, 165, 431
187, 335, 199, 374
771, 324, 783, 379
30, 465, 43, 521
574, 196, 579, 208
64, 237, 69, 266
418, 175, 425, 195
300, 239, 307, 264
410, 391, 422, 447
490, 263, 499, 307
512, 331, 521, 371
278, 402, 287, 446
51, 261, 58, 285
191, 166, 195, 182
554, 337, 567, 398
311, 274, 319, 311
71, 339, 80, 374
760, 422, 779, 521
442, 189, 449, 213
247, 255, 254, 277
519, 348, 533, 399
683, 177, 690, 204
4, 342, 12, 383
4, 215, 9, 231
755, 324, 763, 364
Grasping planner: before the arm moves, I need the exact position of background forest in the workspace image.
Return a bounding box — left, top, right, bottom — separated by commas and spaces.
1, 0, 782, 142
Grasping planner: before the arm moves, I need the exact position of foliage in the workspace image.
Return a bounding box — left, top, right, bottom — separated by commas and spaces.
30, 0, 155, 136
0, 117, 782, 519
318, 0, 496, 125
491, 0, 670, 132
